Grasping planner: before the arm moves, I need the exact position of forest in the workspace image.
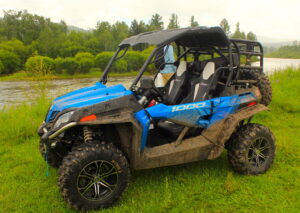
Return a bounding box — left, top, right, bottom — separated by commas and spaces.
0, 10, 257, 76
267, 41, 300, 59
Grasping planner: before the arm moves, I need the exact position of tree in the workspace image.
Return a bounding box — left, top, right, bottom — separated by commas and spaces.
111, 21, 129, 47
129, 19, 147, 36
220, 18, 230, 36
37, 26, 66, 57
190, 16, 199, 27
168, 14, 179, 29
292, 40, 298, 46
94, 21, 114, 51
129, 19, 148, 50
0, 39, 31, 64
0, 49, 21, 74
148, 13, 164, 31
246, 32, 257, 41
231, 22, 245, 39
0, 10, 67, 45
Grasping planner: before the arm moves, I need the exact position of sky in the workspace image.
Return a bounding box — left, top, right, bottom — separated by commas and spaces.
1, 0, 299, 42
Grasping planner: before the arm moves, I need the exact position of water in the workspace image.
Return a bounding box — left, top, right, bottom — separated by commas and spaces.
253, 58, 300, 74
0, 77, 135, 109
1, 58, 300, 108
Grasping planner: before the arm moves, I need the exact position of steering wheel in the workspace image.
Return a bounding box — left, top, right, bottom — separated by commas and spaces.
133, 83, 164, 107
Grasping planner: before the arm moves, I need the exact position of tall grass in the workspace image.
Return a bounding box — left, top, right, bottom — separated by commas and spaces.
0, 68, 299, 212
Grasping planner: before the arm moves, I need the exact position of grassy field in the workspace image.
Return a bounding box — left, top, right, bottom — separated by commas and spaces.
0, 70, 143, 81
0, 68, 299, 212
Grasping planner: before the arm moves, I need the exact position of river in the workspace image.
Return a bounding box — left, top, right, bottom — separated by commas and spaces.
1, 58, 300, 108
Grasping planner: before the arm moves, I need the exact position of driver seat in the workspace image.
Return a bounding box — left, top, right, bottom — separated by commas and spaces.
164, 61, 189, 105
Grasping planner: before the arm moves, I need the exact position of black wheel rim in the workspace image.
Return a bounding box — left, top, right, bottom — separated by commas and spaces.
248, 137, 271, 168
77, 160, 119, 201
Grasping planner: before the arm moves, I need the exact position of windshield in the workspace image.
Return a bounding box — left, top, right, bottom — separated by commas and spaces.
99, 44, 176, 89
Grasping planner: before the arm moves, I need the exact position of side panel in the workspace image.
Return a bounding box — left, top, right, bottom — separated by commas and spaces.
135, 104, 268, 170
133, 110, 151, 150
146, 92, 257, 128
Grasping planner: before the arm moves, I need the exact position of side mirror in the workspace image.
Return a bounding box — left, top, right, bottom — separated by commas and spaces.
140, 77, 154, 89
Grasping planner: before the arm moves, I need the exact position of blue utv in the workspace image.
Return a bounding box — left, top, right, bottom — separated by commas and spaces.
38, 27, 275, 211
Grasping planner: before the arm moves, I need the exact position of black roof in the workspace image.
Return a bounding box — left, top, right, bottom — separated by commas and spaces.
119, 26, 230, 48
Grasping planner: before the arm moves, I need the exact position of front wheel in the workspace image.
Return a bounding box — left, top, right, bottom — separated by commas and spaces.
39, 142, 62, 168
58, 142, 130, 211
227, 123, 275, 175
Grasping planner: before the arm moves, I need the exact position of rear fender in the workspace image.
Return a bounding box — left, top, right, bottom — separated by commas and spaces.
202, 104, 268, 159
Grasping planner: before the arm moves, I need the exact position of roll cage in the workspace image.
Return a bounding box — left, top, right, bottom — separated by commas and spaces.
99, 27, 264, 91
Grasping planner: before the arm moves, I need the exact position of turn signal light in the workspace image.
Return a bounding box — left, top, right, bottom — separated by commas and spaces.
247, 102, 257, 107
80, 114, 97, 122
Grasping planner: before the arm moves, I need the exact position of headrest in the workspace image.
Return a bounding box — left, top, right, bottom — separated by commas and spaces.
176, 61, 187, 77
202, 62, 215, 80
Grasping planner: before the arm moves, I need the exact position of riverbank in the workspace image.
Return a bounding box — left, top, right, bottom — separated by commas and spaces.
1, 57, 300, 81
0, 67, 299, 212
0, 70, 143, 81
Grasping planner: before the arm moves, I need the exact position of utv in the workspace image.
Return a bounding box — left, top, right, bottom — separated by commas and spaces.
38, 27, 275, 211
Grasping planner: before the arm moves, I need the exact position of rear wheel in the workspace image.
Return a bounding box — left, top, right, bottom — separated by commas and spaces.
227, 123, 275, 175
240, 70, 272, 106
58, 142, 130, 211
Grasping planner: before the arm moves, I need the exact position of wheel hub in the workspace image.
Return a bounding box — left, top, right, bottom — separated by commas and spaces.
248, 137, 271, 168
77, 160, 119, 201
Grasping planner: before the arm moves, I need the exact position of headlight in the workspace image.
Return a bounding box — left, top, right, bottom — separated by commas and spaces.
53, 111, 74, 129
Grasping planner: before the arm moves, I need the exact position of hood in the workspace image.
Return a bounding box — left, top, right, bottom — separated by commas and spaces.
45, 82, 133, 122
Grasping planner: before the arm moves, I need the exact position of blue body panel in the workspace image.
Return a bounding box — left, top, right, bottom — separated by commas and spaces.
146, 93, 255, 127
46, 79, 256, 150
46, 82, 133, 122
134, 110, 151, 150
137, 92, 256, 149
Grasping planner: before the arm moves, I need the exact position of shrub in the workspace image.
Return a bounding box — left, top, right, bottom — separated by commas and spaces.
78, 57, 94, 73
75, 52, 94, 61
0, 49, 21, 74
124, 51, 146, 72
54, 57, 64, 74
114, 59, 128, 73
95, 52, 114, 71
25, 56, 55, 75
60, 57, 79, 75
142, 46, 155, 55
0, 60, 4, 74
0, 39, 30, 64
75, 52, 95, 73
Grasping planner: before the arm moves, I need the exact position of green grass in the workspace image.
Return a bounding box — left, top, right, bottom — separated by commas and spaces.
0, 70, 143, 81
0, 68, 300, 212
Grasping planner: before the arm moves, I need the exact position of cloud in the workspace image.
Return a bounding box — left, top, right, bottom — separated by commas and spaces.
0, 0, 299, 40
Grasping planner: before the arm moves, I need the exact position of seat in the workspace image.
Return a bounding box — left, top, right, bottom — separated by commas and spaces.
182, 61, 221, 103
193, 62, 216, 102
164, 61, 189, 105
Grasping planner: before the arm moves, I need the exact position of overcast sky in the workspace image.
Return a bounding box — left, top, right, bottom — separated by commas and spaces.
1, 0, 299, 42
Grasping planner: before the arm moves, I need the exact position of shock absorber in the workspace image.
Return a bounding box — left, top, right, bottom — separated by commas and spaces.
83, 126, 93, 143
